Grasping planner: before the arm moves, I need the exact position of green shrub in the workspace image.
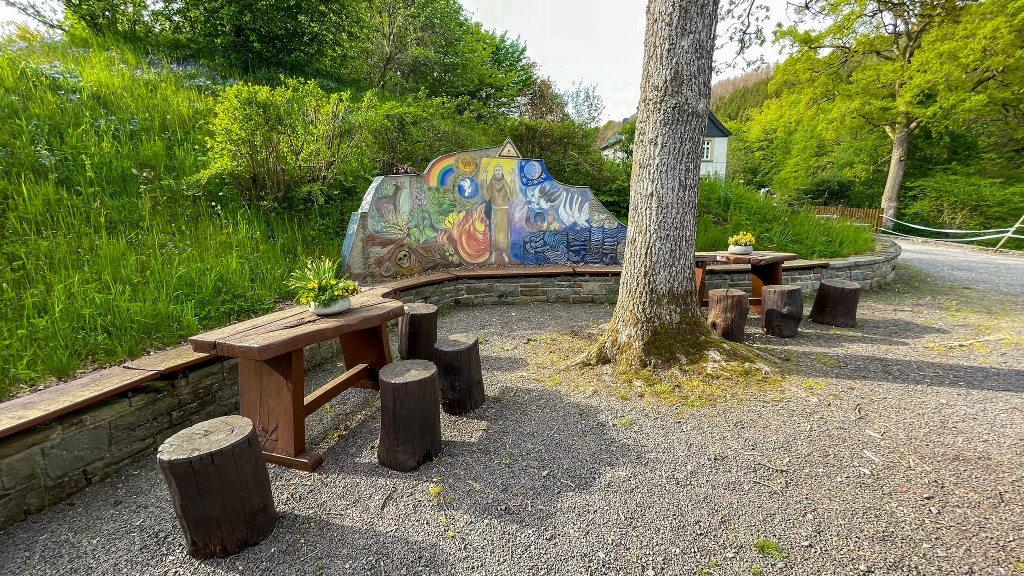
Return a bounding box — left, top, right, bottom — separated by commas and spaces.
204, 79, 361, 210
696, 180, 876, 258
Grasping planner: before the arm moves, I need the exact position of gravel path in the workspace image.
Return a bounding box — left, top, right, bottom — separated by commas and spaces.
0, 267, 1022, 575
893, 238, 1024, 295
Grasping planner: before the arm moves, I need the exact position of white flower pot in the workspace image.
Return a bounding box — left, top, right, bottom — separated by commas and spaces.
309, 297, 351, 316
727, 245, 754, 255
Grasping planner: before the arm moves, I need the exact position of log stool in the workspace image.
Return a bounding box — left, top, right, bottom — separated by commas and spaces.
435, 333, 485, 415
157, 415, 276, 559
809, 279, 862, 327
706, 288, 749, 343
377, 360, 442, 472
398, 303, 439, 363
761, 285, 803, 338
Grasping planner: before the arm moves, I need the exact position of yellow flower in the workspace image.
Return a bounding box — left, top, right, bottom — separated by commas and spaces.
307, 281, 316, 289
334, 289, 342, 296
330, 279, 338, 285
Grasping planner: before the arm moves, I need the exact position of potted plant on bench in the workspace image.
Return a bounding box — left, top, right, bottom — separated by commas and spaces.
289, 257, 361, 315
727, 231, 755, 255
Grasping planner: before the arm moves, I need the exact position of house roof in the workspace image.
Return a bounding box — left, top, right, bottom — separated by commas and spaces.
599, 111, 732, 150
706, 111, 732, 138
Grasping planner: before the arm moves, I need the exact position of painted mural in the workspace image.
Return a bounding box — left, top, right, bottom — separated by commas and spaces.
341, 139, 627, 281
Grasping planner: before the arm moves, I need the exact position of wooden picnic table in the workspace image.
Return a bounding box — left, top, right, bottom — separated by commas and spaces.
189, 294, 405, 472
694, 251, 799, 312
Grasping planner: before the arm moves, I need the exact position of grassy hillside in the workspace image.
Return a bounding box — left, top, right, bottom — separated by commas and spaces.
0, 34, 330, 398
0, 33, 876, 401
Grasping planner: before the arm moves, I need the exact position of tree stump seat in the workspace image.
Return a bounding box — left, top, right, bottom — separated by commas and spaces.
809, 279, 862, 327
377, 360, 443, 472
157, 415, 276, 560
706, 288, 750, 342
435, 333, 486, 415
761, 284, 803, 337
398, 303, 439, 363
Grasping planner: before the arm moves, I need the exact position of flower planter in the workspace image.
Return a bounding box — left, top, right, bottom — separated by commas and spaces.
727, 245, 754, 255
309, 297, 351, 316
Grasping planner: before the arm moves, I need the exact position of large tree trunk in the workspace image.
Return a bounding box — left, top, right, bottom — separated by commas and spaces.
880, 119, 919, 230
597, 0, 721, 368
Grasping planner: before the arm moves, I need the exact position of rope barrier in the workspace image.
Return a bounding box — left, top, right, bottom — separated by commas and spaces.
879, 229, 1024, 243
880, 216, 1013, 234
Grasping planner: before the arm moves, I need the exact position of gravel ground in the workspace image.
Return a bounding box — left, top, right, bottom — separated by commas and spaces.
893, 238, 1024, 295
0, 265, 1022, 576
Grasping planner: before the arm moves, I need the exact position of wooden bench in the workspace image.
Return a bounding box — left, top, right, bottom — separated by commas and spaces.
0, 345, 216, 440
1, 258, 832, 444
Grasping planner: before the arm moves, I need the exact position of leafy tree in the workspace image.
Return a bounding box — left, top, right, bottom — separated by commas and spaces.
588, 0, 728, 369
774, 0, 1021, 228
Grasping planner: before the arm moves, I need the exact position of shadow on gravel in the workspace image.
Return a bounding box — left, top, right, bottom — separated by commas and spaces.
798, 354, 1024, 393
796, 317, 951, 344
199, 512, 453, 575
479, 354, 528, 372
318, 384, 626, 529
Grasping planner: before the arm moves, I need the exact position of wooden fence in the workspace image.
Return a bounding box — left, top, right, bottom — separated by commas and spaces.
813, 206, 884, 232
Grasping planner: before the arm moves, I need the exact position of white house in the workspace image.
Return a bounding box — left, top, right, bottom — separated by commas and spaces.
600, 112, 731, 179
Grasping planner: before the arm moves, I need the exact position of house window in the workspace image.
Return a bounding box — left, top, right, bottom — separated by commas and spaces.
702, 139, 712, 161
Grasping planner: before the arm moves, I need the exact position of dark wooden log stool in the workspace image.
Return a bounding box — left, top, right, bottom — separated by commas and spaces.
377, 360, 442, 472
435, 333, 485, 415
809, 279, 862, 327
157, 415, 276, 559
398, 303, 439, 363
761, 284, 803, 338
706, 288, 749, 343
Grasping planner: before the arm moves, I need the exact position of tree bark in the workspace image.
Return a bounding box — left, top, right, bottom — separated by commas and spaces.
761, 285, 803, 338
880, 120, 918, 230
435, 333, 486, 415
377, 360, 443, 472
157, 416, 276, 560
398, 303, 439, 363
809, 279, 862, 327
706, 289, 749, 343
598, 0, 722, 368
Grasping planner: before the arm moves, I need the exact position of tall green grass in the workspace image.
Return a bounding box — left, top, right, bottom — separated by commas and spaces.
0, 34, 340, 399
696, 180, 876, 257
0, 33, 875, 401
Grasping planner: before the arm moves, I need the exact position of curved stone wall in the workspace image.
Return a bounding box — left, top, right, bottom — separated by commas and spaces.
389, 238, 901, 307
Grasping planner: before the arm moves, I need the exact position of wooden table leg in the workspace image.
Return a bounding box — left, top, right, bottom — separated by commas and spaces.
237, 349, 324, 472
695, 264, 708, 307
750, 262, 782, 314
339, 323, 394, 390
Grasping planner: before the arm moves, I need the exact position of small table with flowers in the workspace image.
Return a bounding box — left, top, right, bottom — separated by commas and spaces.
189, 293, 405, 471
694, 251, 800, 312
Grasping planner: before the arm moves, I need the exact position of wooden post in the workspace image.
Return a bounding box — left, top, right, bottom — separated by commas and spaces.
993, 213, 1024, 252
706, 288, 749, 342
761, 285, 803, 338
377, 360, 442, 472
398, 303, 439, 363
157, 416, 276, 560
435, 333, 486, 415
809, 279, 862, 327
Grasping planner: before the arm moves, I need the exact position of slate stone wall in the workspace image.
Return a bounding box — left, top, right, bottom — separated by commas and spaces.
0, 339, 339, 531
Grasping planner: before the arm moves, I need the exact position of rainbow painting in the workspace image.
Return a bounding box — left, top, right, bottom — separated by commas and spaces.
424, 153, 457, 188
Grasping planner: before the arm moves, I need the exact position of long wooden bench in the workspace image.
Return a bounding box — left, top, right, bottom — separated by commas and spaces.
0, 260, 832, 441
0, 345, 215, 439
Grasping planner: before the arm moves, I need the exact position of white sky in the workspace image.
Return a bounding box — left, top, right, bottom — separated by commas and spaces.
460, 0, 793, 122
1, 1, 792, 122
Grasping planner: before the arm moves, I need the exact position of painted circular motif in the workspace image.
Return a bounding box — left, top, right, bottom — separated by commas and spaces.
456, 177, 479, 200
523, 160, 542, 181
456, 154, 478, 176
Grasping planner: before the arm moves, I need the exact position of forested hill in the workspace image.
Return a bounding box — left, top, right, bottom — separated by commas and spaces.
712, 0, 1024, 234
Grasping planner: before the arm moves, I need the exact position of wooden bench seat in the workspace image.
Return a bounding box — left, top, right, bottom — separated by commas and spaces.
0, 345, 217, 439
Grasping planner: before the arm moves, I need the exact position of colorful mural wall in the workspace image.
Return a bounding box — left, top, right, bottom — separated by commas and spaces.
341, 140, 627, 281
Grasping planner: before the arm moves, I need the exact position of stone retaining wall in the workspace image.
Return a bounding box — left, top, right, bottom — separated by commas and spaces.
0, 340, 339, 531
393, 239, 901, 306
